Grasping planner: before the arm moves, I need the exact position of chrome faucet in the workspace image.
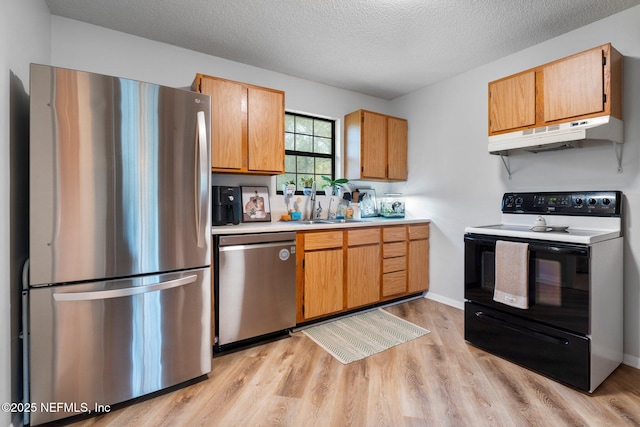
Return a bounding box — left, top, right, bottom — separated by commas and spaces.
327, 197, 335, 219
310, 181, 317, 219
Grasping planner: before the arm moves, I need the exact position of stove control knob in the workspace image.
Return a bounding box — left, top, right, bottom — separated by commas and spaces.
603, 198, 611, 206
588, 198, 597, 205
515, 197, 523, 205
575, 198, 583, 205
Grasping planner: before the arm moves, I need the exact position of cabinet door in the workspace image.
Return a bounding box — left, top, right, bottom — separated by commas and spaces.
488, 71, 536, 134
408, 239, 429, 293
304, 249, 343, 319
201, 77, 245, 170
248, 87, 284, 173
361, 111, 387, 179
347, 244, 381, 308
387, 117, 408, 180
543, 47, 604, 123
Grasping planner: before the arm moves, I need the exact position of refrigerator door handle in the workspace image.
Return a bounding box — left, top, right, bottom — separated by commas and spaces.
195, 111, 208, 248
53, 274, 198, 302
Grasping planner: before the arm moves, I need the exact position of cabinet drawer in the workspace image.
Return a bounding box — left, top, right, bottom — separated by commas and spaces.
383, 256, 406, 274
409, 223, 430, 240
383, 226, 407, 242
384, 242, 406, 258
348, 228, 380, 247
383, 271, 406, 296
304, 231, 343, 251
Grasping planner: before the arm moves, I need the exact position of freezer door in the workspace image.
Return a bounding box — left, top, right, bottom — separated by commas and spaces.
29, 268, 211, 425
29, 64, 211, 286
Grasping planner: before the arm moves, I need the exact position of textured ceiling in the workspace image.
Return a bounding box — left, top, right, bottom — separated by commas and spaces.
45, 0, 640, 100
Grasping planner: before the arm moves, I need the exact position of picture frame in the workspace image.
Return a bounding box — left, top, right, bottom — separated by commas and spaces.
240, 186, 272, 222
357, 188, 378, 217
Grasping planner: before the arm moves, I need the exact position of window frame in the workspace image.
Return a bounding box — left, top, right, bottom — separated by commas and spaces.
276, 111, 337, 195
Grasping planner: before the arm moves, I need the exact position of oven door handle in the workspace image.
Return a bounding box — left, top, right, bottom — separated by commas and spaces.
475, 311, 570, 346
528, 244, 588, 256
465, 235, 588, 256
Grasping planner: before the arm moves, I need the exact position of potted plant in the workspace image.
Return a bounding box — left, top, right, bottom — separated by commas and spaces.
282, 179, 296, 195
300, 177, 314, 195
321, 176, 348, 196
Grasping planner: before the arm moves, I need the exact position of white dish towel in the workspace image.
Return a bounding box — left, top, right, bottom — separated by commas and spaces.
493, 240, 529, 309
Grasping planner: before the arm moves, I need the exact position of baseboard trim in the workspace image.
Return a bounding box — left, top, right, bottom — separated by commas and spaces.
623, 354, 640, 369
423, 292, 464, 310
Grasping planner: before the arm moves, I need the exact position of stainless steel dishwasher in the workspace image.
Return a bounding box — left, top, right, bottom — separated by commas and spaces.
216, 232, 296, 349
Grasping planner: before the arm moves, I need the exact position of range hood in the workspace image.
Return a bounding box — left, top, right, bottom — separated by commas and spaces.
488, 115, 623, 156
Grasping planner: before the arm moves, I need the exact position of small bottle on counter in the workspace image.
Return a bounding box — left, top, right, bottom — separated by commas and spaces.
346, 205, 354, 219
351, 203, 361, 220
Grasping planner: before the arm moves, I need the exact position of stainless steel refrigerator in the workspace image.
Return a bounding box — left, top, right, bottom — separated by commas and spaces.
25, 64, 212, 425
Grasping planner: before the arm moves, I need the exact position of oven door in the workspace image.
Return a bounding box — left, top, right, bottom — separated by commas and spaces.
464, 233, 590, 334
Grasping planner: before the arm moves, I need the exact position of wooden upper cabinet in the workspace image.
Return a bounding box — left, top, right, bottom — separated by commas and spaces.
201, 77, 245, 170
488, 43, 622, 136
543, 48, 604, 122
345, 109, 408, 181
248, 87, 285, 172
489, 71, 536, 134
193, 74, 285, 174
362, 111, 387, 179
387, 117, 408, 180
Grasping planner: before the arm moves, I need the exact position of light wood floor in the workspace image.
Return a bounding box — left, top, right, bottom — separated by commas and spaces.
66, 298, 640, 427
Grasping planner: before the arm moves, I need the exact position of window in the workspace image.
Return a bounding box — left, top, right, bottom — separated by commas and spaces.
276, 112, 336, 194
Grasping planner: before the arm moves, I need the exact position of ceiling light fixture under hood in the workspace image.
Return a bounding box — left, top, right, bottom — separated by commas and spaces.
488, 115, 623, 156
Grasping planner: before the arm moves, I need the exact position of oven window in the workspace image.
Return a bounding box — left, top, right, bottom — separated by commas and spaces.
481, 251, 495, 291
536, 259, 562, 306
476, 248, 588, 303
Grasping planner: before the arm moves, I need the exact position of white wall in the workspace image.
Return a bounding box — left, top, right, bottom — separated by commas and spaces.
50, 16, 394, 217
391, 5, 640, 366
1, 2, 51, 425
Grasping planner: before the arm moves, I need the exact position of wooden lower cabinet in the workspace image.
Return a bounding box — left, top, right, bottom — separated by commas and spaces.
298, 231, 344, 321
297, 222, 429, 323
408, 239, 429, 293
346, 229, 381, 309
408, 223, 430, 293
304, 248, 343, 318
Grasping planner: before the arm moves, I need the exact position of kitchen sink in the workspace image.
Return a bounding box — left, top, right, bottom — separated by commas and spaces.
324, 219, 370, 223
296, 219, 370, 225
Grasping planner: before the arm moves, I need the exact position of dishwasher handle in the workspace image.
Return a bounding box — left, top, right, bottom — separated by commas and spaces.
218, 232, 297, 247
218, 241, 296, 253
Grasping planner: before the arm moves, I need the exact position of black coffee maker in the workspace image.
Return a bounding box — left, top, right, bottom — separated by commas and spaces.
212, 186, 241, 226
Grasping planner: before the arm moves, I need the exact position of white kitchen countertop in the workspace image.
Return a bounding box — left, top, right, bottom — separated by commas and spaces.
211, 217, 431, 235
